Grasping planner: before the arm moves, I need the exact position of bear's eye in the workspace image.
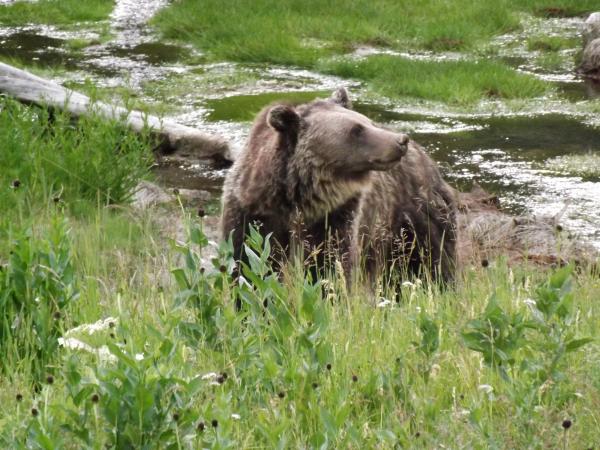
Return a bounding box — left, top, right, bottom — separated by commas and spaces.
350, 124, 364, 137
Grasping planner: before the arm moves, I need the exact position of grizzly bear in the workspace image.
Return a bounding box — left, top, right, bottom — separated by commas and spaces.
220, 88, 456, 283
353, 143, 457, 283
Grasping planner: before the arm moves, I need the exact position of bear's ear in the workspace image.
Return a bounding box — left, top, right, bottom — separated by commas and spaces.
329, 87, 352, 109
267, 105, 300, 133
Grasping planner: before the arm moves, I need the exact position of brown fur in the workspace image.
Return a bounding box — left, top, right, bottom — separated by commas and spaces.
354, 142, 458, 283
221, 89, 408, 270
220, 88, 457, 283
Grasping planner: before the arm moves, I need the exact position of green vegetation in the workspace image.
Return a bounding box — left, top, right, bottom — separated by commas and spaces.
1, 99, 599, 448
544, 152, 600, 179
527, 35, 579, 52
150, 0, 600, 104
0, 98, 153, 218
321, 56, 549, 105
0, 0, 114, 26
153, 0, 598, 64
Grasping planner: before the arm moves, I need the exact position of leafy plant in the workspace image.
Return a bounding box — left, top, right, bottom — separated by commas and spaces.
462, 266, 593, 405
0, 217, 78, 381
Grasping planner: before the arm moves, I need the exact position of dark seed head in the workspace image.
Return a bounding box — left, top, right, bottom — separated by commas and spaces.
459, 394, 464, 400
481, 259, 489, 268
562, 419, 572, 430
216, 375, 225, 384
173, 412, 180, 422
197, 208, 205, 218
46, 375, 54, 385
211, 419, 218, 428
352, 374, 358, 383
200, 267, 206, 274
219, 265, 227, 273
556, 224, 563, 232
16, 393, 23, 402
109, 321, 115, 328
278, 391, 285, 399
312, 382, 318, 389
53, 196, 60, 203
197, 421, 205, 432
91, 394, 99, 403
415, 432, 421, 438
221, 372, 228, 380
12, 179, 21, 189
326, 363, 332, 371
53, 311, 61, 320
173, 188, 180, 196
31, 408, 38, 417
109, 333, 115, 339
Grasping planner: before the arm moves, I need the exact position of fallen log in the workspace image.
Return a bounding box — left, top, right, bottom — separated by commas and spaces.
0, 61, 233, 161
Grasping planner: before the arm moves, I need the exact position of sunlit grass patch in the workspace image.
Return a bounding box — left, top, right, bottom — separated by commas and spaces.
543, 152, 600, 179
0, 0, 114, 26
152, 0, 526, 67
320, 56, 550, 105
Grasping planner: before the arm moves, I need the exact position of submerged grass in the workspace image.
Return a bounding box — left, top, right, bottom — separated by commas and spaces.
543, 152, 600, 179
0, 0, 114, 26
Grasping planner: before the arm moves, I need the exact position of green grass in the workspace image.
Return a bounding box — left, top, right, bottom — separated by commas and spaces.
321, 56, 549, 105
153, 0, 599, 65
527, 35, 579, 53
543, 152, 600, 180
1, 99, 600, 448
0, 0, 114, 26
151, 0, 600, 104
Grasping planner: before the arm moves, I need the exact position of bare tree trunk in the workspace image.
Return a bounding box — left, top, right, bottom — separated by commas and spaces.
0, 62, 233, 161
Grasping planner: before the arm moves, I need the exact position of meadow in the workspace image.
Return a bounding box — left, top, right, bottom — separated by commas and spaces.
0, 96, 599, 448
1, 0, 600, 448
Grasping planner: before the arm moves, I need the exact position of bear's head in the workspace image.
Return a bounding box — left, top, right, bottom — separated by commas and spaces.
267, 88, 409, 175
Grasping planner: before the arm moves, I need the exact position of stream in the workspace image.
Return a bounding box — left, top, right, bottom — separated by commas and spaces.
1, 0, 599, 248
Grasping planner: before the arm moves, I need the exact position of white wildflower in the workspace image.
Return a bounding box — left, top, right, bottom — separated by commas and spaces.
415, 306, 422, 313
376, 298, 391, 308
201, 372, 219, 380
135, 353, 144, 361
523, 298, 537, 307
401, 281, 415, 288
478, 384, 494, 394
58, 337, 94, 352
97, 345, 118, 363
65, 317, 118, 336
231, 414, 241, 420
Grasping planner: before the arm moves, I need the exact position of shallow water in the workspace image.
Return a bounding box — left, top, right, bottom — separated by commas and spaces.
0, 1, 599, 247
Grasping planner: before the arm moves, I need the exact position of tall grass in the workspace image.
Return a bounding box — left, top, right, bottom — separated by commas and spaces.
0, 0, 114, 26
1, 219, 598, 447
0, 98, 153, 222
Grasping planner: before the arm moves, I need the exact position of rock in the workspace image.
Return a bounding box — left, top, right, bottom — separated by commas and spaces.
578, 37, 600, 79
132, 181, 212, 209
583, 12, 600, 46
132, 180, 172, 209
456, 184, 597, 268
